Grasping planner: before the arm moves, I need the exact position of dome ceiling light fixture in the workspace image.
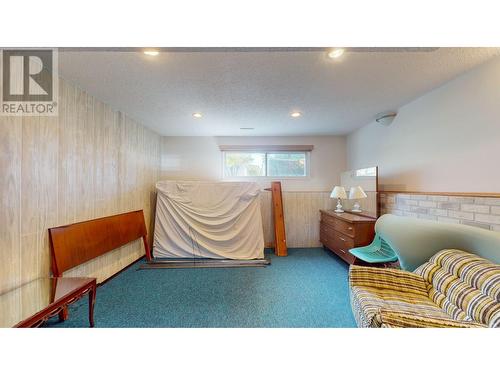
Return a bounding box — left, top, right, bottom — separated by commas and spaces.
375, 111, 397, 126
327, 48, 345, 59
143, 50, 159, 56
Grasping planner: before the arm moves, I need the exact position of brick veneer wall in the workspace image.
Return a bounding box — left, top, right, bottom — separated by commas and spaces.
380, 193, 500, 232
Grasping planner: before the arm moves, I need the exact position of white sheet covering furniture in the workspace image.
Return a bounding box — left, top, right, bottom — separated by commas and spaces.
153, 181, 265, 259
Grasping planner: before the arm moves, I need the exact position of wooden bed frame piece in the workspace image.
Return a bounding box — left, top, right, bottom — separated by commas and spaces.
49, 210, 152, 279
48, 210, 151, 322
264, 182, 288, 256
270, 181, 288, 256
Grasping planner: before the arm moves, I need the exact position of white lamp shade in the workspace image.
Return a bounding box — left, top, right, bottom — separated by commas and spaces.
349, 186, 368, 199
330, 186, 347, 199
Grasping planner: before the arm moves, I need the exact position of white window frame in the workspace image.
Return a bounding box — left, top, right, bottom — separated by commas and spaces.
221, 150, 310, 180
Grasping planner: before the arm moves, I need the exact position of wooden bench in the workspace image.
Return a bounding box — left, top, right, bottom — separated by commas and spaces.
48, 209, 151, 322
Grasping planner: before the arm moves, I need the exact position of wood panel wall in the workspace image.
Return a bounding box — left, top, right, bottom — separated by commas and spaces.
260, 191, 335, 248
0, 79, 161, 294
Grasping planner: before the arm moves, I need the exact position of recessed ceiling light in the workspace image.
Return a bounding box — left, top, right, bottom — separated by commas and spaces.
290, 111, 302, 118
240, 127, 254, 130
328, 48, 345, 59
192, 112, 202, 118
143, 50, 159, 56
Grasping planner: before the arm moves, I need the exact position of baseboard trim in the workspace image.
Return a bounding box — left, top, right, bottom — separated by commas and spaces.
97, 255, 145, 287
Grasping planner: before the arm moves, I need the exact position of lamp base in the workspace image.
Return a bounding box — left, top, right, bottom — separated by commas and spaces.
351, 201, 362, 213
335, 198, 344, 213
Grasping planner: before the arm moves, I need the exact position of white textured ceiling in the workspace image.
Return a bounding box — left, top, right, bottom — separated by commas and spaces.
58, 48, 500, 136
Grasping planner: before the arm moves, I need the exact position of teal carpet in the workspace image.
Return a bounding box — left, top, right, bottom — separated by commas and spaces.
45, 248, 356, 328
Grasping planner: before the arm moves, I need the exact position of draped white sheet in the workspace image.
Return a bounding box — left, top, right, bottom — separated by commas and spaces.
153, 181, 265, 259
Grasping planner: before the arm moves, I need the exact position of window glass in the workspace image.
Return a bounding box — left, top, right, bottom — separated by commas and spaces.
223, 151, 308, 177
267, 152, 306, 177
224, 152, 266, 177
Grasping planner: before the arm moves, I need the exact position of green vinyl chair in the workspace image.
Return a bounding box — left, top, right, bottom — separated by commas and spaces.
349, 234, 398, 264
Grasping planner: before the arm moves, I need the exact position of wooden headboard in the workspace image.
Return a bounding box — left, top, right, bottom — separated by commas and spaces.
48, 210, 152, 277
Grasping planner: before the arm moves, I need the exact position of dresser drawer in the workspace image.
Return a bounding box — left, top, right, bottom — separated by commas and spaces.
332, 244, 356, 264
330, 230, 355, 251
320, 212, 355, 238
320, 225, 333, 245
320, 212, 337, 229
320, 228, 356, 264
333, 219, 356, 238
320, 225, 353, 247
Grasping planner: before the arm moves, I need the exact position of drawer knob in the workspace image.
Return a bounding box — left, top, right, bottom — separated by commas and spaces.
339, 237, 346, 242
347, 227, 353, 231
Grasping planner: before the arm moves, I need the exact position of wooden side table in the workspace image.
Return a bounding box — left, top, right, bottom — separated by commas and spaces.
0, 277, 96, 328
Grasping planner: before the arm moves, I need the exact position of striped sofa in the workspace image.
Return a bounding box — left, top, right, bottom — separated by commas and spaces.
349, 249, 500, 328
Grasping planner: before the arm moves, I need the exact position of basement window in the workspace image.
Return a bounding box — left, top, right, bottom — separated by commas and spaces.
219, 145, 313, 178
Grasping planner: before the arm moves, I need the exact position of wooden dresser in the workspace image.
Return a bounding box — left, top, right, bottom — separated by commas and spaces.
319, 210, 376, 264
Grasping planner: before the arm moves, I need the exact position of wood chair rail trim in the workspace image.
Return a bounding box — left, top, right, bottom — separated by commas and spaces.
381, 191, 500, 198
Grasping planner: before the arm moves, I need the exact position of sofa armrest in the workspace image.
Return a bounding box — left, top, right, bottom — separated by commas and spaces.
349, 265, 429, 297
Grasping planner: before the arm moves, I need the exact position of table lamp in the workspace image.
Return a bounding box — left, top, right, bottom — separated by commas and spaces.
349, 186, 368, 212
330, 186, 347, 213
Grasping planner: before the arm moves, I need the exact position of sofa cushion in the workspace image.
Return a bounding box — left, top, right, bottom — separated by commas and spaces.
379, 309, 486, 328
349, 266, 453, 327
414, 249, 500, 327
